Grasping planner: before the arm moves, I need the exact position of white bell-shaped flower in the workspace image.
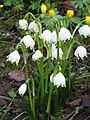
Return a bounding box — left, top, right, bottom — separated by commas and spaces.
50, 31, 57, 43
19, 19, 28, 30
7, 50, 20, 65
52, 48, 63, 59
28, 21, 39, 33
50, 72, 66, 88
41, 30, 52, 43
59, 27, 72, 42
78, 25, 90, 38
19, 83, 27, 96
74, 46, 87, 59
32, 50, 43, 61
20, 35, 35, 49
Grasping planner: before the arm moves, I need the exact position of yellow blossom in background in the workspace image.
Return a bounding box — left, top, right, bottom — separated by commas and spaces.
85, 16, 90, 25
49, 9, 55, 17
41, 4, 46, 14
0, 5, 3, 8
0, 5, 3, 10
66, 10, 74, 18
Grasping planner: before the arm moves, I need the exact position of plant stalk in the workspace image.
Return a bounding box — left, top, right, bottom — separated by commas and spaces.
46, 83, 53, 114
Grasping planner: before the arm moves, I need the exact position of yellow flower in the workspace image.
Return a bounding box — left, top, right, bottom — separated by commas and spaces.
0, 5, 3, 8
66, 10, 74, 18
41, 4, 46, 14
49, 9, 55, 17
85, 16, 90, 25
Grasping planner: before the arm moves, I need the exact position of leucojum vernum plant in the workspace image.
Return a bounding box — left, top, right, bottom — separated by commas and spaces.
7, 7, 89, 119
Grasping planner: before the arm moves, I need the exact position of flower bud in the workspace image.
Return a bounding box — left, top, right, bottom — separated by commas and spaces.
85, 16, 90, 25
19, 83, 27, 96
49, 9, 55, 17
41, 4, 46, 14
66, 10, 74, 18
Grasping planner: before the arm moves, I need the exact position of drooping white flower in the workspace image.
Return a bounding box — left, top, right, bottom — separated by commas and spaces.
19, 19, 28, 30
78, 25, 90, 38
20, 35, 35, 49
7, 50, 20, 65
41, 30, 51, 43
28, 21, 39, 33
59, 27, 72, 41
52, 48, 63, 59
74, 46, 87, 59
50, 72, 66, 88
32, 50, 43, 61
50, 31, 57, 43
19, 83, 27, 96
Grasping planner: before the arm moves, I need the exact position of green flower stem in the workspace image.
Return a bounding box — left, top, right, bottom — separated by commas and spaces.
45, 59, 51, 93
56, 22, 60, 72
31, 77, 35, 119
21, 45, 34, 118
72, 20, 85, 37
25, 63, 33, 112
68, 56, 71, 93
46, 82, 53, 114
37, 59, 44, 99
24, 12, 36, 20
66, 40, 75, 59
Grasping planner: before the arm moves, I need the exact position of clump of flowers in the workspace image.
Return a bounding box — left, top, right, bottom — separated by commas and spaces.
7, 11, 88, 119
